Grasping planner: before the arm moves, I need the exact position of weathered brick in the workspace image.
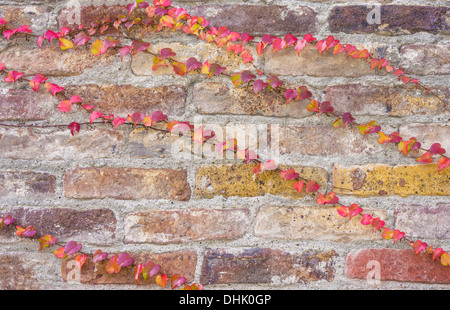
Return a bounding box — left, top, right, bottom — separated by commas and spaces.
394, 204, 450, 240
400, 45, 450, 75
189, 4, 317, 36
64, 167, 191, 201
399, 124, 450, 153
0, 171, 56, 199
195, 164, 328, 199
329, 6, 449, 34
255, 206, 387, 241
332, 163, 450, 197
325, 84, 449, 116
0, 89, 53, 121
192, 81, 311, 118
0, 252, 60, 289
277, 125, 382, 156
61, 250, 197, 285
124, 208, 249, 244
0, 5, 51, 33
0, 46, 116, 76
63, 84, 186, 117
0, 127, 123, 160
264, 44, 374, 77
346, 249, 450, 284
200, 248, 337, 285
0, 207, 116, 244
131, 42, 256, 76
58, 5, 126, 30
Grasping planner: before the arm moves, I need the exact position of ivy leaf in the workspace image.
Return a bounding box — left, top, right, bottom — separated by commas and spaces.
437, 157, 450, 173
305, 180, 320, 193
75, 254, 87, 270
16, 225, 36, 238
92, 249, 108, 263
348, 204, 363, 220
117, 253, 134, 268
441, 252, 450, 266
134, 264, 143, 284
172, 62, 187, 76
171, 274, 186, 290
91, 39, 106, 56
132, 40, 150, 54
382, 228, 393, 240
105, 255, 119, 274
38, 234, 57, 251
360, 214, 373, 225
130, 112, 145, 127
90, 111, 103, 124
142, 262, 160, 281
316, 192, 339, 205
186, 57, 202, 72
416, 152, 433, 164
392, 229, 405, 243
73, 32, 91, 49
429, 143, 446, 155
432, 248, 444, 262
156, 273, 168, 287
4, 71, 24, 83
29, 74, 48, 91
120, 46, 133, 62
280, 169, 299, 181
0, 215, 14, 228
293, 180, 304, 194
411, 240, 428, 255
59, 38, 74, 50
68, 122, 80, 136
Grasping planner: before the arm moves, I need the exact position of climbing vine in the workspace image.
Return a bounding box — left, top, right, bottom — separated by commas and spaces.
0, 0, 448, 289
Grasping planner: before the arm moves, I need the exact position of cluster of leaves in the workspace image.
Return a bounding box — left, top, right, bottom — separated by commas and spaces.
0, 214, 202, 289
0, 0, 449, 289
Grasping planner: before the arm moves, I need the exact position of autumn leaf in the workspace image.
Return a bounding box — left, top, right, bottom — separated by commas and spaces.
360, 214, 373, 225
16, 225, 36, 238
316, 192, 339, 205
416, 152, 433, 164
92, 249, 108, 263
172, 62, 187, 76
29, 74, 48, 91
171, 274, 186, 290
75, 254, 87, 270
392, 229, 405, 243
305, 180, 320, 193
68, 122, 80, 136
411, 240, 428, 255
437, 157, 450, 173
280, 169, 299, 181
156, 273, 168, 287
91, 39, 106, 56
293, 180, 304, 194
59, 38, 74, 50
90, 111, 103, 124
38, 234, 57, 250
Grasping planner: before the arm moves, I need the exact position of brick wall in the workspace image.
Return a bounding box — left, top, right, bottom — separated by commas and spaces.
0, 0, 449, 290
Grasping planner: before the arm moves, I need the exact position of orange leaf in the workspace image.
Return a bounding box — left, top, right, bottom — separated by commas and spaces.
293, 180, 304, 194
59, 38, 73, 50
75, 254, 87, 270
437, 157, 450, 173
156, 273, 168, 287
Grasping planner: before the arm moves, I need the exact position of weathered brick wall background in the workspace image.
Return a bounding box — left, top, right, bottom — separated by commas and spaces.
0, 0, 449, 289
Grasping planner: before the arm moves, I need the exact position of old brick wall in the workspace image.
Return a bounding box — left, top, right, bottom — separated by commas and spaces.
0, 0, 449, 289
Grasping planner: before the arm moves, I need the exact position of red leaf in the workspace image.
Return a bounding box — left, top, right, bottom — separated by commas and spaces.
90, 111, 103, 124
360, 214, 373, 225
411, 240, 428, 255
293, 180, 304, 194
316, 192, 339, 205
171, 274, 186, 290
437, 157, 450, 173
416, 152, 433, 164
120, 46, 133, 62
75, 254, 87, 270
105, 255, 119, 274
392, 229, 405, 243
305, 180, 320, 193
134, 264, 143, 284
429, 143, 446, 155
280, 169, 299, 180
348, 204, 363, 220
156, 274, 168, 287
172, 62, 187, 76
68, 122, 80, 136
92, 249, 108, 263
29, 74, 48, 91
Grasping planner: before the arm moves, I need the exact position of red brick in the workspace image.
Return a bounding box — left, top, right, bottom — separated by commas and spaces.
63, 84, 186, 117
394, 204, 450, 240
0, 127, 123, 160
63, 167, 191, 201
0, 46, 116, 76
200, 248, 337, 284
0, 89, 53, 121
0, 252, 59, 289
0, 207, 116, 244
124, 208, 249, 244
346, 249, 450, 283
325, 84, 449, 116
400, 45, 450, 75
0, 171, 56, 199
329, 6, 449, 34
189, 4, 317, 36
277, 125, 382, 156
61, 250, 197, 285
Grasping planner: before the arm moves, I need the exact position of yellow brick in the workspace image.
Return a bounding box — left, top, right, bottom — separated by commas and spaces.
333, 163, 450, 197
195, 164, 328, 199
